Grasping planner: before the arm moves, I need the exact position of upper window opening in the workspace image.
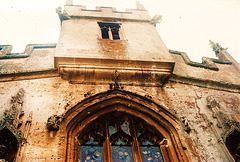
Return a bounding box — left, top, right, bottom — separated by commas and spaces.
98, 22, 121, 40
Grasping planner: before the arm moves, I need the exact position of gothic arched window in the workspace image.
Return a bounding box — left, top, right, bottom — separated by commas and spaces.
77, 112, 166, 162
98, 22, 121, 40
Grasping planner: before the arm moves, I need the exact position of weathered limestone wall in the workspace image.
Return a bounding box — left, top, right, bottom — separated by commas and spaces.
164, 82, 240, 161
0, 3, 239, 161
55, 4, 173, 63
0, 77, 239, 161
0, 77, 110, 161
55, 19, 173, 62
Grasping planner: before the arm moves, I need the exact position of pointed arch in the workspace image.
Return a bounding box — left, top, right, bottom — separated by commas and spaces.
0, 125, 20, 161
59, 89, 189, 161
223, 127, 240, 161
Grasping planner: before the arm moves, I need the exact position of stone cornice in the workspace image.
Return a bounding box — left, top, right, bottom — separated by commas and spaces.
170, 74, 240, 93
0, 69, 59, 82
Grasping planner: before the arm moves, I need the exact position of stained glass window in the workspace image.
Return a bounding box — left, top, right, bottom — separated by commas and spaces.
81, 146, 103, 162
120, 119, 130, 135
140, 146, 164, 162
109, 114, 134, 161
78, 112, 166, 162
109, 125, 117, 136
112, 146, 134, 162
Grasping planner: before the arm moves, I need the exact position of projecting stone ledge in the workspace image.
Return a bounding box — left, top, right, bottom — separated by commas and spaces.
55, 57, 174, 86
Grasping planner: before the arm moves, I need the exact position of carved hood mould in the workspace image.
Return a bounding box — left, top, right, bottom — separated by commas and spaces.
55, 57, 174, 86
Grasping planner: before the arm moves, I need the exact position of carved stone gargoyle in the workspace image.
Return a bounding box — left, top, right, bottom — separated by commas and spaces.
151, 14, 162, 26
56, 7, 70, 22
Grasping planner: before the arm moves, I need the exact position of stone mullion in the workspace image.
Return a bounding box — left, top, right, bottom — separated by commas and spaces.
160, 145, 171, 162
108, 27, 113, 40
130, 117, 143, 162
105, 118, 113, 162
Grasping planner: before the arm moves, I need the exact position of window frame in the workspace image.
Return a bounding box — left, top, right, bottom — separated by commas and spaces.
61, 90, 189, 162
77, 112, 166, 162
97, 22, 122, 40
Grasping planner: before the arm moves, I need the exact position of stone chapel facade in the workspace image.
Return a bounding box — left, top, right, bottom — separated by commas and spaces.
0, 1, 240, 161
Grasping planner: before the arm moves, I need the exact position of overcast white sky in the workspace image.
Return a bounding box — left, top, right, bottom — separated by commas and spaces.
0, 0, 239, 62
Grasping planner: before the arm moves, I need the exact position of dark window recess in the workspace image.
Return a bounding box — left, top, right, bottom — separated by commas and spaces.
111, 28, 120, 40
226, 130, 240, 161
98, 22, 120, 40
101, 27, 109, 39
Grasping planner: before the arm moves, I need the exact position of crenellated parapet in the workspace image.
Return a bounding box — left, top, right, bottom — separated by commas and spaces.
169, 41, 240, 93
0, 44, 56, 60
169, 49, 232, 71
0, 45, 29, 59
169, 41, 233, 71
0, 44, 57, 79
56, 2, 152, 23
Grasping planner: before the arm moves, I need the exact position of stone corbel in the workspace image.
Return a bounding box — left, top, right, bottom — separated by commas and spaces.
46, 115, 61, 131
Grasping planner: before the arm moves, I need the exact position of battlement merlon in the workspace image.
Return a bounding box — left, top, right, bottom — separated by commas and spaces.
0, 44, 56, 59
57, 2, 152, 22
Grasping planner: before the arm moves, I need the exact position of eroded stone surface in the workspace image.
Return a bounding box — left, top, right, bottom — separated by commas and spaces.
0, 2, 239, 162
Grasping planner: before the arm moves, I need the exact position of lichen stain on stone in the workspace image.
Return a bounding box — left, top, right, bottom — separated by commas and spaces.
98, 39, 128, 59
185, 137, 201, 161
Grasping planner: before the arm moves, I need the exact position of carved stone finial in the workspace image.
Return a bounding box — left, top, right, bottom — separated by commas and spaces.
0, 88, 25, 139
209, 40, 228, 53
46, 115, 61, 131
136, 1, 145, 10
66, 0, 73, 5
151, 15, 162, 26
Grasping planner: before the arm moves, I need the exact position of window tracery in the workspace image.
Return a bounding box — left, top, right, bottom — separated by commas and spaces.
77, 112, 166, 162
98, 22, 121, 40
78, 123, 105, 162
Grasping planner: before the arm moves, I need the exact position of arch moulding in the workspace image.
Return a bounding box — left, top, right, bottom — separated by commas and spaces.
58, 89, 189, 162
